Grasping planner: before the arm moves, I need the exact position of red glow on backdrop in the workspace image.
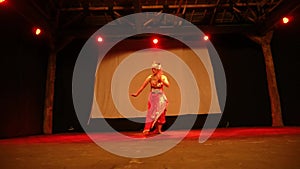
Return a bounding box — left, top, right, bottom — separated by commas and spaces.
152, 38, 158, 45
0, 0, 6, 3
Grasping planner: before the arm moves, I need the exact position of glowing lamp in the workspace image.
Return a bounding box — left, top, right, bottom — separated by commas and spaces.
203, 35, 209, 41
152, 38, 158, 45
33, 27, 42, 36
282, 17, 290, 24
97, 36, 103, 42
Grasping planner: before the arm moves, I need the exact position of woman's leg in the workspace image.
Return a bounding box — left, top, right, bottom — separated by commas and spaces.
153, 110, 166, 134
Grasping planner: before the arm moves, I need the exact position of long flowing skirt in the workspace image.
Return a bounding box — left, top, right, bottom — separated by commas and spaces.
143, 89, 168, 132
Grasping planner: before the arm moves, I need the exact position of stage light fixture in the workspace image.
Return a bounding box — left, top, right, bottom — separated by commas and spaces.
97, 36, 103, 43
0, 0, 6, 4
203, 35, 209, 41
152, 38, 158, 45
35, 29, 41, 35
33, 27, 42, 36
282, 17, 290, 24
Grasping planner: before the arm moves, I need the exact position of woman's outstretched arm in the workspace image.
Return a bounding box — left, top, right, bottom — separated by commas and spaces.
131, 75, 151, 97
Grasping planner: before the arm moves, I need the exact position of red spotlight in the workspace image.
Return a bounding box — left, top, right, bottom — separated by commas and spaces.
282, 17, 290, 24
35, 28, 41, 35
33, 27, 42, 36
203, 35, 209, 41
152, 38, 159, 45
97, 36, 103, 43
0, 0, 6, 4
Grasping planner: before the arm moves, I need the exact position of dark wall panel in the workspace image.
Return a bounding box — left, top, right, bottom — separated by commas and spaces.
0, 8, 47, 138
211, 34, 272, 127
53, 39, 84, 133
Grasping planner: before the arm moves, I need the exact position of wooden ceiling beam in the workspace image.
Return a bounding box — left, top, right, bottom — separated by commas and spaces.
60, 2, 280, 12
9, 0, 50, 30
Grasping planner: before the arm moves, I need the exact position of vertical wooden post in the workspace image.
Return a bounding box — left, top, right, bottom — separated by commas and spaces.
43, 40, 56, 134
249, 31, 284, 127
261, 32, 284, 127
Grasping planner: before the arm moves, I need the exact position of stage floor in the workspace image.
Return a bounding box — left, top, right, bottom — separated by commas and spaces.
1, 127, 300, 169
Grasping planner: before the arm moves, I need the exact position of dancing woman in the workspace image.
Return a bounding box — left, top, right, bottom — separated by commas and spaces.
131, 62, 170, 134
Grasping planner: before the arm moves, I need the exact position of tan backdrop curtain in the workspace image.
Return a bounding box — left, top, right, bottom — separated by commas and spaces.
90, 39, 221, 119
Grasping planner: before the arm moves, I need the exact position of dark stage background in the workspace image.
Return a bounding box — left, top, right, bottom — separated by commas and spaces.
0, 6, 299, 138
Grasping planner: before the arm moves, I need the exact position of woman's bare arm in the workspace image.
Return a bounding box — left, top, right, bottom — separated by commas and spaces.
160, 75, 170, 88
131, 76, 151, 97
